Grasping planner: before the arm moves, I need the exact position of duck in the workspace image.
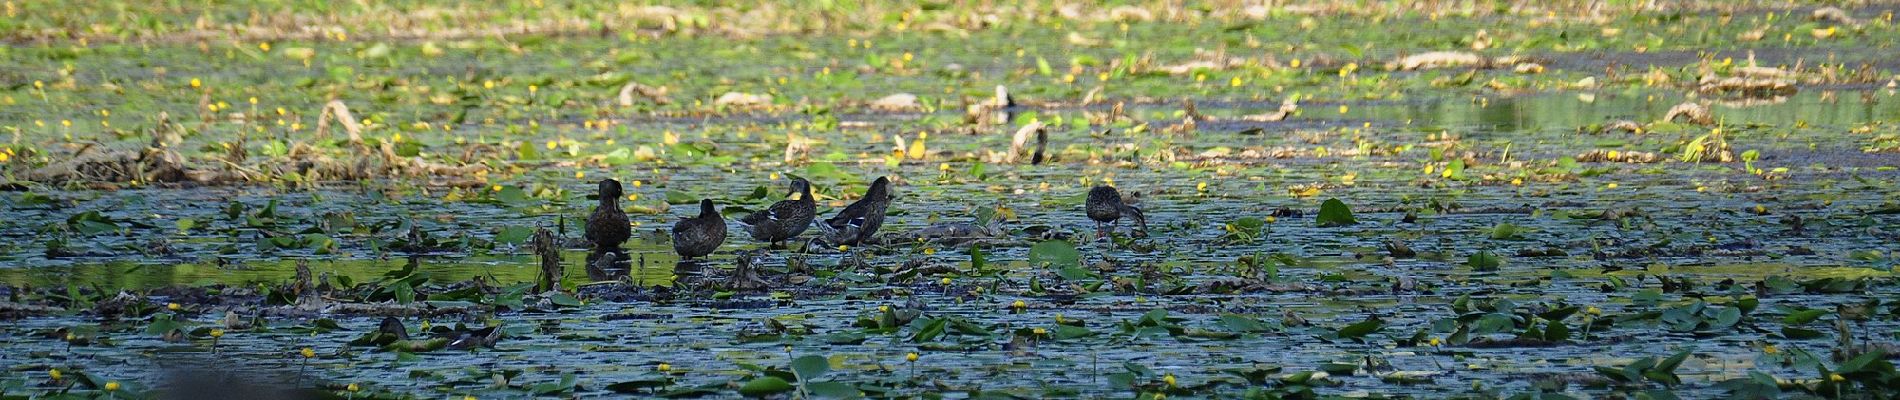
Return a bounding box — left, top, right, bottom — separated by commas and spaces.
1086, 185, 1146, 235
819, 176, 893, 246
739, 178, 816, 248
584, 178, 631, 250
672, 199, 727, 259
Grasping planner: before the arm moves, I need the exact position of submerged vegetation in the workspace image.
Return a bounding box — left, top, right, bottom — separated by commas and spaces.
3, 0, 1900, 398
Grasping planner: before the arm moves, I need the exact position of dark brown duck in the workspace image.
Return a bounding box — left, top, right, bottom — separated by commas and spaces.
739, 178, 816, 247
672, 199, 727, 259
584, 179, 631, 250
820, 176, 893, 246
1086, 185, 1145, 234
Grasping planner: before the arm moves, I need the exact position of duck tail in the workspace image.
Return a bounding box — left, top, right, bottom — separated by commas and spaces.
1121, 204, 1147, 230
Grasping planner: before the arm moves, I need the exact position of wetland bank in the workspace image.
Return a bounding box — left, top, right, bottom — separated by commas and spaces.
3, 1, 1900, 398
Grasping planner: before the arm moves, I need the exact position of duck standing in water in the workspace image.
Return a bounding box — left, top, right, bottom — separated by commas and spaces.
672, 199, 727, 259
585, 179, 631, 250
820, 176, 893, 246
739, 178, 816, 248
1086, 185, 1146, 235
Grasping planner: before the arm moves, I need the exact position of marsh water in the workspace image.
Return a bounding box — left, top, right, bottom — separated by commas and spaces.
4, 3, 1900, 398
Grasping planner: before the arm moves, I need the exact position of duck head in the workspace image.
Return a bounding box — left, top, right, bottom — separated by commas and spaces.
868, 176, 893, 201
598, 179, 624, 202
789, 178, 813, 201
698, 199, 720, 219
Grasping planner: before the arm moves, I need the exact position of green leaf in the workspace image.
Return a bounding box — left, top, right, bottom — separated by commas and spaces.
806, 381, 860, 398
495, 185, 532, 205
791, 355, 830, 381
738, 376, 795, 397
665, 190, 699, 205
547, 293, 582, 308
606, 378, 674, 393
1316, 198, 1357, 227
1028, 240, 1081, 270
495, 226, 534, 245
1467, 251, 1502, 271
1336, 318, 1384, 339
1218, 314, 1275, 333
1053, 325, 1094, 340
1782, 308, 1828, 325
1781, 327, 1825, 340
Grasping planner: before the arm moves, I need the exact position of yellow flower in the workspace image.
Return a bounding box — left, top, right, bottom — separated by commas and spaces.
631, 180, 642, 187
190, 78, 201, 88
1033, 327, 1047, 335
575, 171, 584, 179
301, 347, 316, 358
923, 248, 936, 255
1429, 338, 1442, 346
1585, 306, 1602, 316
878, 305, 889, 313
939, 277, 951, 285
1197, 182, 1207, 192
1830, 373, 1845, 382
838, 245, 850, 252
1230, 77, 1243, 87
1012, 300, 1026, 309
61, 119, 71, 127
1163, 373, 1176, 387
1289, 58, 1302, 69
49, 369, 61, 380
657, 363, 672, 372
0, 152, 9, 162
105, 381, 121, 391
1338, 105, 1349, 114
905, 352, 919, 362
210, 329, 224, 338
1606, 182, 1619, 189
1763, 345, 1778, 354
1264, 216, 1276, 224
490, 185, 503, 192
347, 383, 360, 392
258, 42, 271, 52
167, 303, 181, 311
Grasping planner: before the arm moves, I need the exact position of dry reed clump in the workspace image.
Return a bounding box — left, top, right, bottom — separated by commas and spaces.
23, 143, 194, 184
1662, 102, 1713, 125
306, 100, 486, 179
868, 93, 922, 112
1596, 120, 1645, 134
1576, 149, 1662, 163
22, 101, 484, 185
712, 92, 773, 109
617, 82, 671, 106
